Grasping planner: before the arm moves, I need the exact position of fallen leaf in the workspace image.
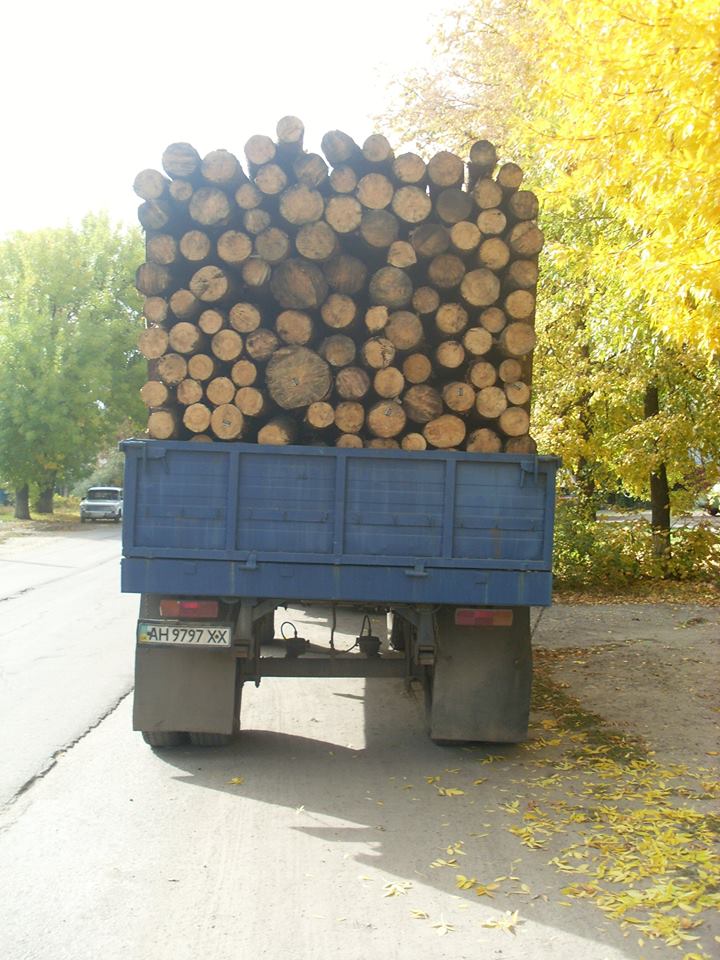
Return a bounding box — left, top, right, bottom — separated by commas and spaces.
432, 916, 455, 936
410, 909, 429, 919
227, 777, 244, 785
481, 909, 523, 934
383, 881, 413, 897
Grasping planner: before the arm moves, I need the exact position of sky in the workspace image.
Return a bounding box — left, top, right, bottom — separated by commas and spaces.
0, 0, 448, 237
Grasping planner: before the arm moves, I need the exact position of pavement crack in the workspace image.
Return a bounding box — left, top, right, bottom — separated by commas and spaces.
2, 685, 134, 816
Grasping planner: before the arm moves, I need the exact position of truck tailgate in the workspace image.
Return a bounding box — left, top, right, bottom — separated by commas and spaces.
121, 441, 558, 606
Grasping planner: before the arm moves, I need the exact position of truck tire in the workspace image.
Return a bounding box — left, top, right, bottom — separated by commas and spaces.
141, 730, 187, 747
189, 732, 232, 746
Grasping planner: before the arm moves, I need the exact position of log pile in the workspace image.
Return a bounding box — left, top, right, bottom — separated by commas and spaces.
135, 120, 542, 452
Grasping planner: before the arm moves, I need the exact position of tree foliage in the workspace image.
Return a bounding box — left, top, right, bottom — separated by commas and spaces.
0, 215, 145, 497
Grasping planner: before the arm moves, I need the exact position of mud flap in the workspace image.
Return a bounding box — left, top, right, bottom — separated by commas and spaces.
133, 645, 239, 735
429, 607, 532, 743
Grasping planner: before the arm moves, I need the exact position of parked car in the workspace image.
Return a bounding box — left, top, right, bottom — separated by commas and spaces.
80, 486, 123, 523
705, 482, 720, 516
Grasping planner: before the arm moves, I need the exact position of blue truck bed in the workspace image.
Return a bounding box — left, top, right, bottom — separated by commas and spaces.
121, 440, 558, 606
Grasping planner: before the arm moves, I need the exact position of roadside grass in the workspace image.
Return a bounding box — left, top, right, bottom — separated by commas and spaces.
0, 498, 83, 543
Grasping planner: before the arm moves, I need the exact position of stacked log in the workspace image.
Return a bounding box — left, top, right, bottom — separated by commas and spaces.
135, 121, 542, 451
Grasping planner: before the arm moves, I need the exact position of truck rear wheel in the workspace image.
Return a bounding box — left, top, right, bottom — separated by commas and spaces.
189, 732, 232, 746
141, 730, 188, 748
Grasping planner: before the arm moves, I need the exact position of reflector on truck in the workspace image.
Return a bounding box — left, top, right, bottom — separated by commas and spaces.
159, 599, 220, 620
454, 608, 513, 627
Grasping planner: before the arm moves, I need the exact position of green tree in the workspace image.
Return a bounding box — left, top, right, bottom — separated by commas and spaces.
0, 214, 145, 518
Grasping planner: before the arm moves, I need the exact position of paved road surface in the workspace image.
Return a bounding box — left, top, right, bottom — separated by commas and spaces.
0, 529, 716, 960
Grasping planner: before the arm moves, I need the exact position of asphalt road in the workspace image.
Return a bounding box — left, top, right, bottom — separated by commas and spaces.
0, 529, 716, 960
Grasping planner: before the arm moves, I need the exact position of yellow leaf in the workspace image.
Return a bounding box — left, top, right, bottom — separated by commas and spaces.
227, 777, 244, 785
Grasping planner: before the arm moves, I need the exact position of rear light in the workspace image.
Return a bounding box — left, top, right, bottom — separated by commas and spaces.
159, 599, 220, 620
454, 608, 513, 627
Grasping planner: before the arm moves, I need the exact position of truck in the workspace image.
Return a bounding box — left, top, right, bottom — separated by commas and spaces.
121, 439, 558, 747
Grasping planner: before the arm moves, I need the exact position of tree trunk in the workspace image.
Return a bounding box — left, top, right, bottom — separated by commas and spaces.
15, 484, 30, 520
644, 383, 671, 563
35, 472, 56, 514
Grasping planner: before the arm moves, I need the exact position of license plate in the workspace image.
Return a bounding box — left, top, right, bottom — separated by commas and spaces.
137, 621, 232, 648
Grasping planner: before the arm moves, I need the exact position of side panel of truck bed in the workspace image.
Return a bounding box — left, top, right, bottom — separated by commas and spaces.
121, 441, 558, 606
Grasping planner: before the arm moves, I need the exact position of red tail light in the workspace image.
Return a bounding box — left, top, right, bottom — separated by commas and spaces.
159, 599, 220, 620
454, 608, 513, 627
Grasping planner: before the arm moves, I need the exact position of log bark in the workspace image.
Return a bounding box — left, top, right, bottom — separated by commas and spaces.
423, 414, 466, 448
320, 130, 360, 166
366, 439, 400, 449
266, 347, 332, 409
211, 404, 245, 440
276, 309, 314, 345
335, 401, 364, 434
505, 435, 537, 454
138, 200, 172, 232
241, 258, 272, 289
411, 223, 450, 258
468, 140, 497, 178
403, 384, 443, 423
367, 401, 406, 438
270, 259, 328, 309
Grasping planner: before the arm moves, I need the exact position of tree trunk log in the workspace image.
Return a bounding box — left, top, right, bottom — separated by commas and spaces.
266, 347, 332, 409
183, 403, 212, 433
335, 366, 370, 401
258, 415, 298, 445
466, 427, 502, 452
335, 401, 365, 434
367, 401, 407, 438
270, 259, 328, 309
423, 414, 466, 448
403, 384, 443, 423
162, 142, 201, 179
15, 484, 30, 520
210, 404, 244, 440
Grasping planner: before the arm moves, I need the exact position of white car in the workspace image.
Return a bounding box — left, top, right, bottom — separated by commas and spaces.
80, 486, 123, 523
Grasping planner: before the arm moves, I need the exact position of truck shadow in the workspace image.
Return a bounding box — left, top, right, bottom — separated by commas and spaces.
155, 672, 646, 958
